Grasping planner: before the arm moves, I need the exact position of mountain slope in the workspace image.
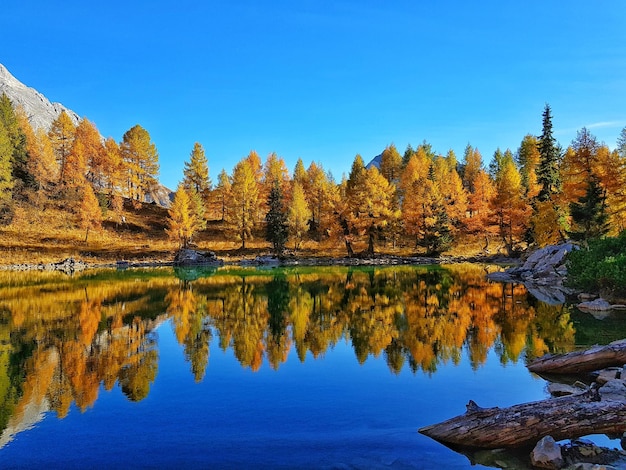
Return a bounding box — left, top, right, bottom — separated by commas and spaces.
0, 63, 173, 207
0, 63, 80, 130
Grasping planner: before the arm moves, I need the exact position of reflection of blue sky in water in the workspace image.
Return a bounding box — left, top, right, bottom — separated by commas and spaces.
0, 320, 559, 469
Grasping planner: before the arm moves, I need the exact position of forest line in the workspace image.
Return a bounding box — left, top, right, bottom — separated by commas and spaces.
1, 94, 624, 257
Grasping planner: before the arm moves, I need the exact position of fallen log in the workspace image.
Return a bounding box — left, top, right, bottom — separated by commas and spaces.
418, 391, 626, 449
527, 339, 626, 375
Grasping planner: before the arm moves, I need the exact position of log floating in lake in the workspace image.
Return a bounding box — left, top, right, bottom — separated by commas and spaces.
527, 339, 626, 375
418, 391, 626, 449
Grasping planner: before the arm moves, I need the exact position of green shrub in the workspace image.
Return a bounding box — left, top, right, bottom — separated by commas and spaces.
566, 231, 626, 297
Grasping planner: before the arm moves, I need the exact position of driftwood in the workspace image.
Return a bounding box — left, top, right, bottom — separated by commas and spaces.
527, 339, 626, 375
418, 392, 626, 449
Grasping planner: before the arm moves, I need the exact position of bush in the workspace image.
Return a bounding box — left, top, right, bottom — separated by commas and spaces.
566, 231, 626, 297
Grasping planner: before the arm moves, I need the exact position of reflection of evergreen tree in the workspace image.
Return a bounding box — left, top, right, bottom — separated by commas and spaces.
266, 275, 289, 341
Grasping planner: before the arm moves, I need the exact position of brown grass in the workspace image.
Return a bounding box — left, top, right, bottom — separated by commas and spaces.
0, 199, 494, 266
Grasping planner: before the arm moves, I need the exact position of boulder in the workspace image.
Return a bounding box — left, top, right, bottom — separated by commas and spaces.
173, 249, 223, 267
487, 243, 578, 305
531, 435, 564, 469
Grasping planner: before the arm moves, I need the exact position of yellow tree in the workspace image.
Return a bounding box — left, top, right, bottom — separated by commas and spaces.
101, 137, 124, 197
120, 125, 159, 203
16, 109, 58, 198
229, 159, 259, 249
74, 119, 106, 190
594, 145, 626, 234
213, 169, 231, 222
432, 154, 468, 230
491, 154, 529, 254
167, 184, 200, 248
79, 184, 102, 242
462, 144, 483, 193
348, 166, 396, 254
379, 143, 402, 184
517, 134, 541, 199
48, 110, 76, 184
287, 180, 311, 252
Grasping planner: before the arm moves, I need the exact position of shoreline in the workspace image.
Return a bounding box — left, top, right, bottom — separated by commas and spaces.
0, 252, 520, 273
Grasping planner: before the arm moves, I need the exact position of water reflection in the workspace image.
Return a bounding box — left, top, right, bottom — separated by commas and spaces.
0, 264, 577, 446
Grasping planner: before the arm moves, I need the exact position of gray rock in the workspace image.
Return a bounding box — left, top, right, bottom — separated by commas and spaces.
578, 298, 613, 311
548, 382, 584, 397
599, 379, 626, 400
173, 249, 223, 267
531, 435, 564, 469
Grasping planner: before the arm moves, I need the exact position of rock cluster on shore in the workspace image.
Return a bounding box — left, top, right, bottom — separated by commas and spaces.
0, 257, 89, 274
487, 243, 577, 304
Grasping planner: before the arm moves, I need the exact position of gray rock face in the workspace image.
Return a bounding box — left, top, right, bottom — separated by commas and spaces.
0, 63, 80, 130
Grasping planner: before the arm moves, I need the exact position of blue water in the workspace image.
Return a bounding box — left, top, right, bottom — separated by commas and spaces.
0, 320, 548, 469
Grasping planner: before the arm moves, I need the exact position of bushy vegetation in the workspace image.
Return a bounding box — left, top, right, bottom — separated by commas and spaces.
566, 231, 626, 298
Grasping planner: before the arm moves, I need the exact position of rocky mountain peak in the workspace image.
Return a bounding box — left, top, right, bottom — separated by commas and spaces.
0, 63, 80, 131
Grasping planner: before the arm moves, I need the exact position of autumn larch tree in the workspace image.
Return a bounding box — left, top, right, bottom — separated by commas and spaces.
287, 180, 311, 252
79, 184, 102, 242
16, 108, 58, 200
379, 143, 402, 184
229, 158, 259, 249
491, 152, 529, 255
48, 110, 76, 185
516, 134, 541, 199
120, 124, 159, 204
213, 169, 231, 222
167, 184, 200, 248
462, 144, 483, 194
265, 182, 288, 256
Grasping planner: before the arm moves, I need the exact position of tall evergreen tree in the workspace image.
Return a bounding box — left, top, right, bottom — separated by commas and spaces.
183, 142, 211, 195
568, 175, 609, 242
265, 182, 288, 256
536, 104, 561, 201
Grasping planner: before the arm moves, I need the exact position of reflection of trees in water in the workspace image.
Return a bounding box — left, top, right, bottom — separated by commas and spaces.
0, 265, 579, 435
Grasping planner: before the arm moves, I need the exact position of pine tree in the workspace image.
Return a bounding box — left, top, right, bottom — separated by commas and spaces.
568, 176, 609, 242
536, 104, 561, 201
183, 142, 211, 195
287, 181, 311, 252
0, 96, 31, 196
0, 121, 14, 208
265, 182, 288, 256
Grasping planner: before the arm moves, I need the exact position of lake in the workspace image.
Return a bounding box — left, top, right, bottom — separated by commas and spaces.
0, 263, 622, 469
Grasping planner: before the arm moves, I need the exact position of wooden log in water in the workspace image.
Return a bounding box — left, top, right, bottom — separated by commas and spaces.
418, 392, 626, 449
527, 339, 626, 375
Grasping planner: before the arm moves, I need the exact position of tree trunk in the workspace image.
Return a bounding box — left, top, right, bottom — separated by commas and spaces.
527, 339, 626, 375
419, 392, 626, 449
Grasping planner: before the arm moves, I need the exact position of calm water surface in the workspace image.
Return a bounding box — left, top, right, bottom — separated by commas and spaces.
0, 264, 621, 469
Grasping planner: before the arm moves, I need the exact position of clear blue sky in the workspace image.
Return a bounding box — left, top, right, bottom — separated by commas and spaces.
2, 1, 626, 189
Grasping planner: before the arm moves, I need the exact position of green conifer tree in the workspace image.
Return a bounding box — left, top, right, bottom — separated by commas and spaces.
265, 182, 288, 255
